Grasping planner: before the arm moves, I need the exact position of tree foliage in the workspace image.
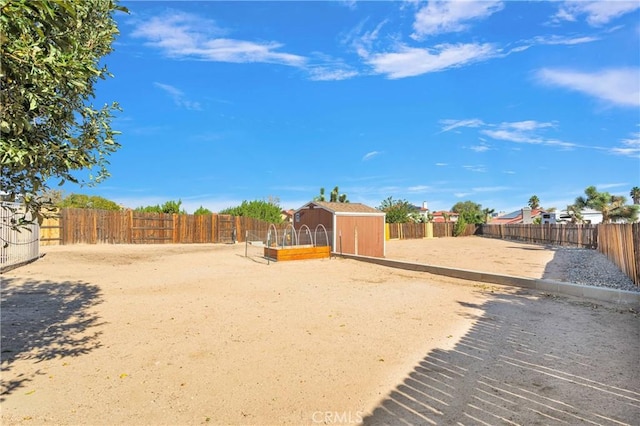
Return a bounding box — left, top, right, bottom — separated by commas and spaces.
378, 197, 414, 223
451, 200, 486, 224
220, 200, 283, 223
58, 193, 120, 210
0, 0, 127, 223
528, 195, 540, 210
574, 186, 638, 223
136, 200, 185, 214
315, 186, 348, 203
193, 206, 212, 215
453, 215, 468, 237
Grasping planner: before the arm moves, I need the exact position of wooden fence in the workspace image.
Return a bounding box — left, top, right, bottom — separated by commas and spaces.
385, 222, 478, 239
480, 224, 598, 248
40, 208, 288, 245
596, 224, 639, 287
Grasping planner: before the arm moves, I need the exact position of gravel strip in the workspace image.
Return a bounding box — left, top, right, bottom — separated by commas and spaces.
552, 247, 640, 293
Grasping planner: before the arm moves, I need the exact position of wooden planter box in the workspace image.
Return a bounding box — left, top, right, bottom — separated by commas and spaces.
264, 245, 331, 261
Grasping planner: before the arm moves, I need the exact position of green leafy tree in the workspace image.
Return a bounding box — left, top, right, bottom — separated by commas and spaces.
314, 187, 326, 202
220, 200, 283, 223
378, 197, 414, 223
58, 193, 120, 210
136, 200, 185, 214
630, 187, 640, 205
574, 186, 639, 223
193, 206, 212, 215
451, 201, 485, 224
1, 0, 128, 224
453, 215, 468, 237
528, 195, 540, 210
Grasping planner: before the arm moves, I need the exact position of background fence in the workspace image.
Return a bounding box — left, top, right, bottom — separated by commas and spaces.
385, 222, 478, 239
480, 224, 598, 248
39, 208, 290, 245
1, 202, 40, 272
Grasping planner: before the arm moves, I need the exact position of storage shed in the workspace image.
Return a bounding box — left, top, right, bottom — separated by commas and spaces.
293, 201, 386, 258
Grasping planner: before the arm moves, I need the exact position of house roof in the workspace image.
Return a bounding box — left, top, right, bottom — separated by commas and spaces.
491, 208, 546, 224
298, 201, 383, 215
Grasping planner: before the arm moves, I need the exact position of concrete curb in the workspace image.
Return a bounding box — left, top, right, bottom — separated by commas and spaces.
333, 253, 640, 305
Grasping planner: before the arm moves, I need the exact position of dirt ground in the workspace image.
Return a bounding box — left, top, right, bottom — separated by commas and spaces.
1, 237, 639, 425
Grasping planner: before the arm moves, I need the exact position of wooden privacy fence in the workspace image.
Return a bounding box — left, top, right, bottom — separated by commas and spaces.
597, 224, 639, 287
40, 208, 288, 245
480, 224, 598, 248
385, 222, 477, 239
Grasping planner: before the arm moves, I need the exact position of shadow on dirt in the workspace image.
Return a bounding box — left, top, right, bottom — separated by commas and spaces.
0, 278, 104, 401
362, 290, 640, 425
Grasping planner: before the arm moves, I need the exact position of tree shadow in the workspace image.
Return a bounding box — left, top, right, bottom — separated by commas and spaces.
0, 277, 104, 401
362, 290, 640, 425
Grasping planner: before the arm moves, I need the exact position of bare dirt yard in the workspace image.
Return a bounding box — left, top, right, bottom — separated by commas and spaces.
2, 237, 639, 425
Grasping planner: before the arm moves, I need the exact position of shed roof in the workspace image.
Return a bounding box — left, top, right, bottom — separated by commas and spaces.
298, 201, 383, 215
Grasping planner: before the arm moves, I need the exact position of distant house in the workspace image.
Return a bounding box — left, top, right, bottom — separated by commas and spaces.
490, 207, 546, 224
556, 208, 603, 224
410, 202, 458, 223
280, 209, 294, 223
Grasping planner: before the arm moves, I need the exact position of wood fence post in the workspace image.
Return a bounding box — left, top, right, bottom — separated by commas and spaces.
127, 210, 132, 243
172, 214, 179, 243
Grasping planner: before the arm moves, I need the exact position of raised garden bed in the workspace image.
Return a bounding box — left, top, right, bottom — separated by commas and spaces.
264, 245, 331, 261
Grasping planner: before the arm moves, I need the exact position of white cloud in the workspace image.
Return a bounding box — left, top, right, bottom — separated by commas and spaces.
308, 65, 358, 81
507, 120, 555, 131
481, 120, 579, 150
154, 82, 202, 110
339, 0, 357, 10
408, 185, 431, 192
472, 186, 510, 192
536, 67, 640, 107
531, 34, 600, 46
463, 165, 487, 173
435, 162, 448, 166
439, 118, 485, 132
412, 0, 504, 39
470, 144, 490, 152
362, 151, 381, 161
553, 1, 640, 26
132, 12, 306, 67
366, 43, 496, 79
610, 132, 640, 158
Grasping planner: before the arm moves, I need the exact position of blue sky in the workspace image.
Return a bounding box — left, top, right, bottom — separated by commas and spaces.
74, 0, 639, 214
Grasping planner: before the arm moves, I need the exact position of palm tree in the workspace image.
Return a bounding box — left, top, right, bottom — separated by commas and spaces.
630, 187, 640, 205
528, 195, 540, 210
